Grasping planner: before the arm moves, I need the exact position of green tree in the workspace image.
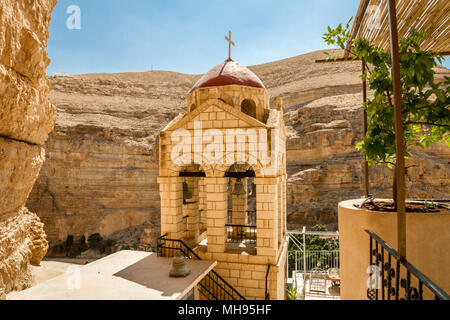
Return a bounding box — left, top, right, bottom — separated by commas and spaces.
300, 225, 338, 251
323, 21, 450, 207
288, 225, 339, 272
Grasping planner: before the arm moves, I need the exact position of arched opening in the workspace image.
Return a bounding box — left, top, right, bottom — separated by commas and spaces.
225, 163, 256, 254
241, 99, 257, 118
179, 165, 206, 241
190, 104, 197, 112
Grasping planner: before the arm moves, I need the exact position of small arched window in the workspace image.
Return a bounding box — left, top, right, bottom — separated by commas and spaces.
241, 99, 256, 118
190, 104, 197, 112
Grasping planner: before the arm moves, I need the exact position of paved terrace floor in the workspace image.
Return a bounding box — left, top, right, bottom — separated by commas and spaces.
8, 251, 216, 300
288, 272, 341, 300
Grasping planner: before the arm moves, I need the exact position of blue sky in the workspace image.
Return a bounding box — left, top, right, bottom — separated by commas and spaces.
47, 0, 449, 75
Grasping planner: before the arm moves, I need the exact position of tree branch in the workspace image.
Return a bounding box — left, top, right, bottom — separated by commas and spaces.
345, 46, 373, 74
380, 160, 396, 167
386, 88, 394, 108
363, 59, 372, 74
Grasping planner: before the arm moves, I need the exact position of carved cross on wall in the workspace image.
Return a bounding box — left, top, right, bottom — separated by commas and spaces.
225, 31, 235, 61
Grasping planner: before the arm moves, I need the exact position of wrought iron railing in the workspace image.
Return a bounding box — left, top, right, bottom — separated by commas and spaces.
157, 234, 200, 259
225, 224, 257, 244
366, 230, 449, 300
198, 271, 244, 300
157, 234, 246, 300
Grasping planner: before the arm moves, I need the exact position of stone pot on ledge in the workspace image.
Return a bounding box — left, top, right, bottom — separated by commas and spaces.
338, 199, 450, 300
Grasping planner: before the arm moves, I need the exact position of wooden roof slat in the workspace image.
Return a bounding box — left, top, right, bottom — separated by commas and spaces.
345, 0, 450, 57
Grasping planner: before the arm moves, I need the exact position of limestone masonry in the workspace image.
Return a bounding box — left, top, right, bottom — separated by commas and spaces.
0, 0, 57, 298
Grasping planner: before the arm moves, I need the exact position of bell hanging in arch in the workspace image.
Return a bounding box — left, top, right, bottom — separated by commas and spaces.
169, 250, 191, 277
248, 183, 256, 198
233, 178, 246, 196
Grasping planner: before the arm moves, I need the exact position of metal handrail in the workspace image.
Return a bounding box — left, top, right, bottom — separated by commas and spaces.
265, 264, 271, 300
157, 234, 202, 260
157, 234, 246, 300
199, 271, 241, 300
365, 229, 449, 300
225, 223, 257, 228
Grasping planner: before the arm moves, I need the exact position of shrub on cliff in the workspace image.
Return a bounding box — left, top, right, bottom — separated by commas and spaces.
64, 235, 74, 255
88, 233, 104, 250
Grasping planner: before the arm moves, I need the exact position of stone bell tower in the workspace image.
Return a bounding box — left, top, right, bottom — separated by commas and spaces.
158, 35, 287, 300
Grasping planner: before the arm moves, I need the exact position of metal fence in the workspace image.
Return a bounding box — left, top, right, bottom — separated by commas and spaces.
293, 250, 340, 272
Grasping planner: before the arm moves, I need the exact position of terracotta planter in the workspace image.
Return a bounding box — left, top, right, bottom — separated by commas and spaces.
338, 199, 450, 300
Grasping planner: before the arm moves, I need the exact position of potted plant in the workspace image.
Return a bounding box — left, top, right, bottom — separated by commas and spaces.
286, 284, 301, 300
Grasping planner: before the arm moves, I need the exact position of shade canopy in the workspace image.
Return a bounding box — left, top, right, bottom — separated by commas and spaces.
344, 0, 450, 58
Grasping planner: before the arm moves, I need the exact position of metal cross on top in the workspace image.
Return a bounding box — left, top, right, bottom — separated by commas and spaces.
225, 31, 235, 61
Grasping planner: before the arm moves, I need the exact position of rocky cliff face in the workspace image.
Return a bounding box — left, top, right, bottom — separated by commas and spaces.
0, 0, 56, 299
27, 71, 193, 245
27, 50, 450, 247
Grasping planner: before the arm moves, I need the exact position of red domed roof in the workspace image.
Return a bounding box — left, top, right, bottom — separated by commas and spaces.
189, 59, 265, 93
